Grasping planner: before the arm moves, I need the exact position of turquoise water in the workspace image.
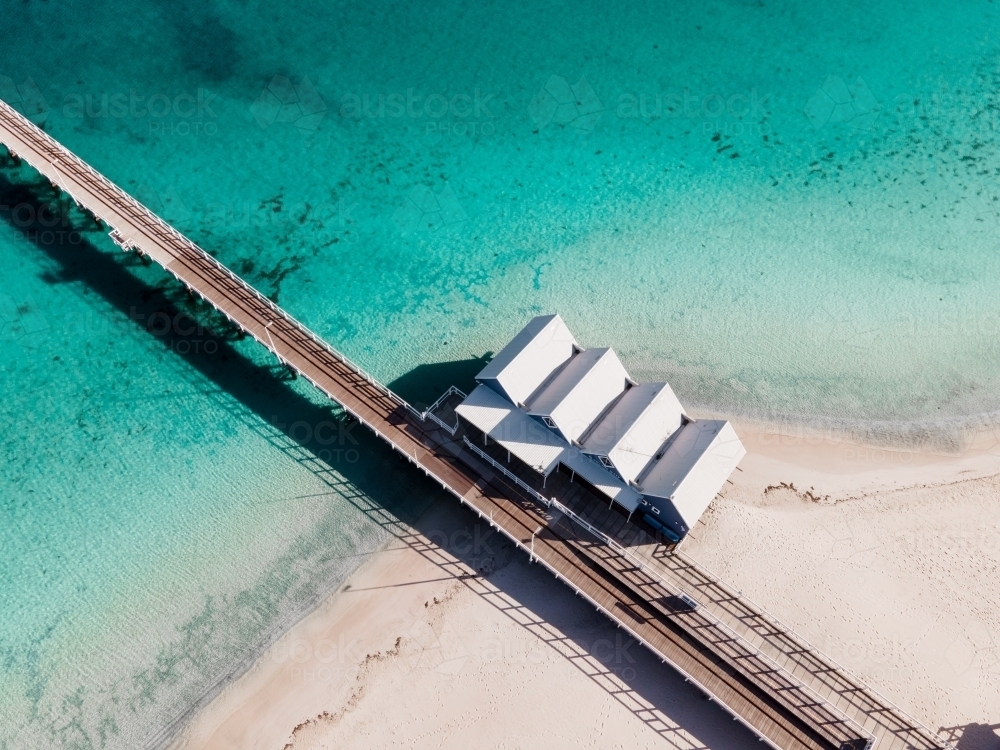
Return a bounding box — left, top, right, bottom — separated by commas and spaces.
3, 0, 1000, 746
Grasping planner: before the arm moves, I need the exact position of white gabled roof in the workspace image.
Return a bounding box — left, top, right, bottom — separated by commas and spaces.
476, 314, 578, 407
455, 384, 566, 475
466, 313, 746, 537
638, 420, 746, 528
454, 384, 641, 512
527, 348, 630, 444
581, 382, 686, 484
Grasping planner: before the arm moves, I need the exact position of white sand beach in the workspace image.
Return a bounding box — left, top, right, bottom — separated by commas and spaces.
174, 421, 1000, 750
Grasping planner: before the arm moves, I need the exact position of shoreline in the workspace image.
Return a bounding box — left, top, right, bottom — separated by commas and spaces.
725, 416, 1000, 502
173, 418, 1000, 750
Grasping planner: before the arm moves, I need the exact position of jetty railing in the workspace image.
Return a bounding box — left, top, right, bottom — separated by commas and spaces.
421, 386, 465, 434
462, 436, 553, 505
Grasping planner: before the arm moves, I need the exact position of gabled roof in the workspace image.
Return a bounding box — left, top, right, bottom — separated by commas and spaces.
465, 313, 746, 536
638, 420, 746, 528
527, 348, 630, 444
475, 314, 578, 407
454, 384, 641, 511
455, 384, 566, 475
581, 382, 687, 484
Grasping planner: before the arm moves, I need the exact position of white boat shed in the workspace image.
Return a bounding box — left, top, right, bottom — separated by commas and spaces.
456, 314, 746, 541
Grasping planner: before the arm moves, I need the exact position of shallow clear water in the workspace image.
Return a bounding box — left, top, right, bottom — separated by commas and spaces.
2, 0, 1000, 746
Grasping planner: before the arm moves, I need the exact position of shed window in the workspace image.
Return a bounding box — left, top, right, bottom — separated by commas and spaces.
542, 417, 556, 428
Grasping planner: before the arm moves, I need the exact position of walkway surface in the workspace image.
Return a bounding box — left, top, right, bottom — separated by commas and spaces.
0, 98, 952, 750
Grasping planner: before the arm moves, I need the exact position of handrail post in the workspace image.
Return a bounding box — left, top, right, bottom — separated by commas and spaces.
264, 320, 282, 365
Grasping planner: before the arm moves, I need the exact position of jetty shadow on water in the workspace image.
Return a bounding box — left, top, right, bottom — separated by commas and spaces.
0, 159, 758, 750
387, 355, 490, 410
